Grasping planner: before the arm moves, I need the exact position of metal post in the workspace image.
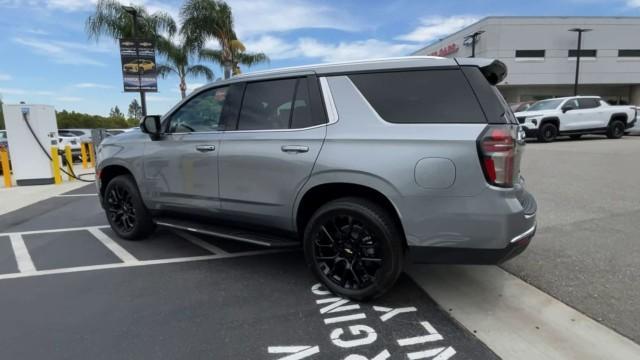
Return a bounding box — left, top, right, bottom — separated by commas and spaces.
465, 31, 485, 58
50, 145, 62, 185
569, 28, 591, 96
125, 6, 147, 117
0, 148, 11, 188
574, 31, 582, 96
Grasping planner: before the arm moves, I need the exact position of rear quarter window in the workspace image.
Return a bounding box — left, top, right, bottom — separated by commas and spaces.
348, 69, 486, 124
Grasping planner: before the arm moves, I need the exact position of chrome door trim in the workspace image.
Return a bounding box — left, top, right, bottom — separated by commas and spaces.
319, 77, 339, 124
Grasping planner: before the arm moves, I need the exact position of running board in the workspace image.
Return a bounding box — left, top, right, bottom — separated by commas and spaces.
155, 218, 299, 248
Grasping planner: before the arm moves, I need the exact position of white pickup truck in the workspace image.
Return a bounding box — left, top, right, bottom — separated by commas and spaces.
514, 96, 637, 142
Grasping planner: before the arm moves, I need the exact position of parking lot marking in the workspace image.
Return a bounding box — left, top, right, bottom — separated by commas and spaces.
173, 229, 229, 255
0, 225, 110, 237
268, 345, 320, 359
0, 248, 291, 281
55, 194, 97, 197
87, 227, 139, 263
8, 234, 36, 273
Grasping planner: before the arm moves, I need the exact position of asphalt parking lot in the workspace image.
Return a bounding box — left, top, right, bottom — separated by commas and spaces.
504, 135, 640, 342
0, 185, 496, 359
0, 135, 639, 359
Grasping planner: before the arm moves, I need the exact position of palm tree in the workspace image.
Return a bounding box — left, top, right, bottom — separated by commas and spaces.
86, 0, 177, 42
180, 0, 268, 79
156, 38, 215, 99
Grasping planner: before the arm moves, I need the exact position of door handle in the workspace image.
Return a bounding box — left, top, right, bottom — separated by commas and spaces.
195, 145, 216, 152
281, 145, 309, 153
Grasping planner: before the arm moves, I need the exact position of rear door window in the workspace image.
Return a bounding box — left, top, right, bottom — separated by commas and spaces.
237, 79, 297, 130
577, 98, 600, 109
348, 69, 486, 124
234, 77, 324, 130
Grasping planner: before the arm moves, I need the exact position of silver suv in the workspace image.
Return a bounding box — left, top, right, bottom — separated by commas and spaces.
97, 57, 537, 300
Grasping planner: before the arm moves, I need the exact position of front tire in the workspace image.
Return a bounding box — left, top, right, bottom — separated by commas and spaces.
607, 120, 625, 139
303, 197, 404, 301
104, 174, 155, 240
537, 122, 558, 142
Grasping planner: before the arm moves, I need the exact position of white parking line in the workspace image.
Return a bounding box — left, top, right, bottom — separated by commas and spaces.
0, 248, 292, 281
8, 234, 36, 273
55, 194, 97, 197
87, 227, 139, 263
0, 225, 110, 237
173, 229, 229, 255
408, 265, 640, 360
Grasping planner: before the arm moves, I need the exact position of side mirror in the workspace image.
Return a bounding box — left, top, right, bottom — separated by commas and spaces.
140, 115, 162, 140
562, 105, 575, 113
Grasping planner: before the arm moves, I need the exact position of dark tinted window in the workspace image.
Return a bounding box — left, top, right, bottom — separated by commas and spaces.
515, 50, 545, 58
290, 78, 314, 129
618, 49, 640, 57
461, 66, 515, 124
568, 49, 597, 57
168, 87, 228, 133
577, 98, 600, 109
238, 79, 296, 130
349, 70, 485, 124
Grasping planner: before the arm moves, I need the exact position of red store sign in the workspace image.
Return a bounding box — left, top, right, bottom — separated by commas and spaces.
429, 43, 459, 57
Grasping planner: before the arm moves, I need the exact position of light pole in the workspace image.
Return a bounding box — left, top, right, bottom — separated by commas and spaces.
569, 28, 592, 96
464, 30, 485, 58
123, 6, 147, 117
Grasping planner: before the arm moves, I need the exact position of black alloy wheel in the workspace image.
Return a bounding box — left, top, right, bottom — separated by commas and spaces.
538, 122, 558, 142
607, 120, 625, 139
312, 214, 383, 290
304, 198, 404, 301
104, 174, 155, 240
106, 183, 137, 233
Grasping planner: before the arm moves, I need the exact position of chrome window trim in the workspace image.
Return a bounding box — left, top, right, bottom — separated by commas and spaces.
319, 77, 339, 125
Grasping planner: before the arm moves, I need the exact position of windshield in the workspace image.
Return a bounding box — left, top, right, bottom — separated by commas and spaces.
527, 99, 564, 111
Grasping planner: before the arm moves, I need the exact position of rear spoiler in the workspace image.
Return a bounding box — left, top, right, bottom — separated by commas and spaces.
455, 58, 507, 85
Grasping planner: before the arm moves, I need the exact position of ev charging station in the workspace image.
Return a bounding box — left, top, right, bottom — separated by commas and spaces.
2, 104, 58, 185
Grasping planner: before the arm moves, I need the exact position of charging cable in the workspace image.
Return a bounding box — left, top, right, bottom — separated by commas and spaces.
22, 110, 95, 183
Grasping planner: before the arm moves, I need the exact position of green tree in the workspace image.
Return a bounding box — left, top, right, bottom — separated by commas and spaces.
86, 0, 177, 43
157, 37, 215, 99
180, 0, 268, 79
109, 106, 125, 120
128, 98, 142, 121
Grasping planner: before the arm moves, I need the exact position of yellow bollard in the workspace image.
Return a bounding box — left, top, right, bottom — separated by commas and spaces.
65, 145, 74, 182
88, 143, 95, 168
81, 142, 88, 169
0, 148, 11, 188
50, 146, 62, 185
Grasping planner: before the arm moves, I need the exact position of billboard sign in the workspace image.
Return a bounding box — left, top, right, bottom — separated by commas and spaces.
119, 39, 158, 92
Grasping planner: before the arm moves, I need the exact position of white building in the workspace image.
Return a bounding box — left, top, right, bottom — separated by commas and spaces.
412, 17, 640, 105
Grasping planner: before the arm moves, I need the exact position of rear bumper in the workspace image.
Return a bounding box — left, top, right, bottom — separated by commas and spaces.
406, 187, 537, 265
409, 224, 536, 264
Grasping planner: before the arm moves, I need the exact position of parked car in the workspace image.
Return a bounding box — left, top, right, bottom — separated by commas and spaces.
123, 59, 155, 74
515, 96, 637, 142
59, 128, 92, 143
58, 134, 82, 160
510, 100, 535, 113
625, 107, 640, 135
96, 57, 537, 300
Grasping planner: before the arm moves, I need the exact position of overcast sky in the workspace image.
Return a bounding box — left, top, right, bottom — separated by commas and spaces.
1, 0, 639, 116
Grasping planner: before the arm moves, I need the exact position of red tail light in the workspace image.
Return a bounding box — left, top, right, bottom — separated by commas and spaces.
478, 126, 516, 188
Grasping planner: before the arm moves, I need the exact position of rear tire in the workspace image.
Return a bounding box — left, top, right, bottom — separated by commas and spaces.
537, 122, 558, 142
104, 174, 155, 240
303, 197, 404, 301
607, 120, 625, 139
